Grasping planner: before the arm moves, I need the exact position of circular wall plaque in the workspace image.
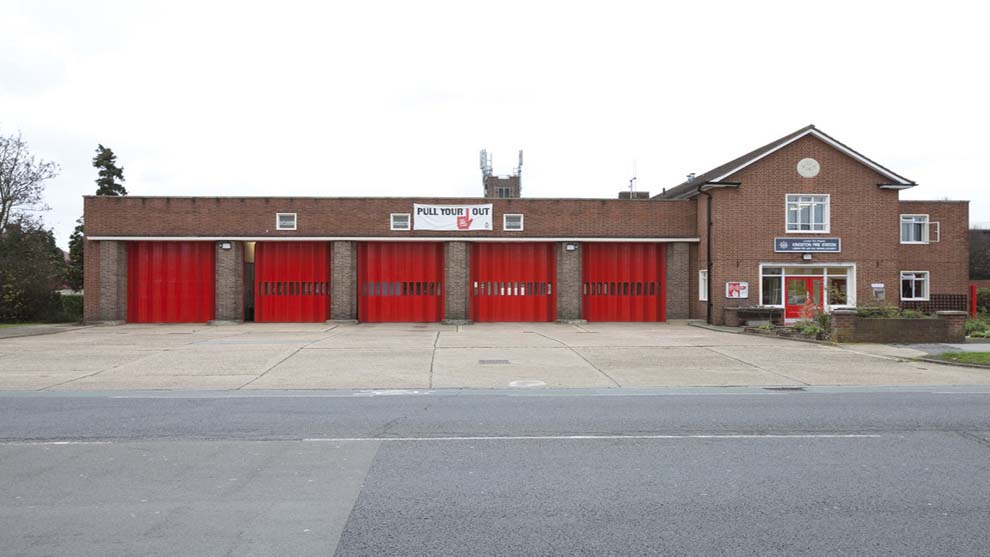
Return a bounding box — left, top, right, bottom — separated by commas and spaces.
797, 158, 820, 178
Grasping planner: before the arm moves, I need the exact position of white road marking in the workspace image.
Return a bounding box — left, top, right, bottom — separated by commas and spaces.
302, 434, 884, 442
2, 441, 113, 446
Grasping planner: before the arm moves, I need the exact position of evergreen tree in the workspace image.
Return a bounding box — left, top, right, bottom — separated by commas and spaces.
66, 217, 85, 291
93, 144, 126, 196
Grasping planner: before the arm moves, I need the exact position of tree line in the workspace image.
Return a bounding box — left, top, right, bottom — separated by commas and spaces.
0, 129, 125, 322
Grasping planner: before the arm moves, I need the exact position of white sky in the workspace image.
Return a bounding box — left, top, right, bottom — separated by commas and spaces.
1, 0, 988, 248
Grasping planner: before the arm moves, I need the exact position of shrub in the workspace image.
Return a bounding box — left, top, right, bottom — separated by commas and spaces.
60, 294, 83, 322
795, 320, 825, 335
816, 312, 831, 332
856, 306, 931, 319
978, 288, 990, 314
966, 318, 990, 335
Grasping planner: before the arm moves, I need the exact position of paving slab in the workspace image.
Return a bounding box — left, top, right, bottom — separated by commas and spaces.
0, 372, 93, 391
107, 347, 298, 376
576, 346, 799, 387
308, 330, 438, 349
436, 330, 564, 348
244, 348, 433, 389
711, 345, 990, 385
0, 349, 151, 372
432, 347, 614, 388
48, 373, 259, 391
839, 344, 930, 359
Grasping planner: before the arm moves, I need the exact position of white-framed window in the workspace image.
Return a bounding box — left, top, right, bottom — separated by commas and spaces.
785, 194, 830, 233
390, 213, 411, 231
900, 271, 929, 301
276, 213, 297, 230
758, 263, 856, 309
496, 187, 513, 198
503, 214, 524, 231
900, 214, 929, 244
699, 270, 709, 301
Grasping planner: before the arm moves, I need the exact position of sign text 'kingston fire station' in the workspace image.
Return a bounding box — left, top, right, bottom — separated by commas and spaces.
414, 204, 493, 231
774, 237, 841, 253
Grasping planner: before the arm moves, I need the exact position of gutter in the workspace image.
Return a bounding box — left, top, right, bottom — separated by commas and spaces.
697, 181, 741, 324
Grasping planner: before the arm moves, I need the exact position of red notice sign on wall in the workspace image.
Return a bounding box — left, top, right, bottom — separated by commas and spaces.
726, 282, 749, 299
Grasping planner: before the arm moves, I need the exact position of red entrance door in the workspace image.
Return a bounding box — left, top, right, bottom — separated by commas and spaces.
582, 243, 666, 322
254, 242, 330, 322
358, 242, 444, 323
470, 243, 556, 322
785, 276, 823, 320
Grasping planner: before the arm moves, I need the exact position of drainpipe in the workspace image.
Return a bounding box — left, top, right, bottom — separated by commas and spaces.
697, 181, 741, 324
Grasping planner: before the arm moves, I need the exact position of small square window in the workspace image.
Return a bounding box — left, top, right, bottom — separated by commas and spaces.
390, 213, 411, 231
503, 214, 524, 231
276, 213, 297, 230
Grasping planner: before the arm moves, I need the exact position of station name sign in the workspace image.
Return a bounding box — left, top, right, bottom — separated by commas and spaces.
414, 204, 493, 231
774, 237, 841, 253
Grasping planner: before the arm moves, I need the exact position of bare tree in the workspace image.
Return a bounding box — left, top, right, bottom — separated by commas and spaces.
0, 132, 60, 232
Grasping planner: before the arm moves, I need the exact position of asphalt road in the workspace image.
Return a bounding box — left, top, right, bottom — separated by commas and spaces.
2, 387, 990, 556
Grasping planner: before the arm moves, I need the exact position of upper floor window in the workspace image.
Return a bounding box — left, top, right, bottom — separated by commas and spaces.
276, 213, 297, 230
900, 214, 929, 243
786, 194, 829, 233
496, 187, 513, 198
390, 213, 411, 231
503, 214, 524, 231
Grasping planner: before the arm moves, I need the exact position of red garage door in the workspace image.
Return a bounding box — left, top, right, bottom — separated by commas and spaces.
254, 242, 330, 322
582, 243, 665, 322
471, 243, 556, 322
358, 242, 444, 323
128, 241, 215, 323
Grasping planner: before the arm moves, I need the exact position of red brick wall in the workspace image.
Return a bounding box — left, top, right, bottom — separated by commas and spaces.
83, 197, 698, 239
700, 134, 966, 324
897, 200, 970, 294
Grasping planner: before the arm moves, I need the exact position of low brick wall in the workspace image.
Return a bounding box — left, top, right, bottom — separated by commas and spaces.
831, 310, 967, 343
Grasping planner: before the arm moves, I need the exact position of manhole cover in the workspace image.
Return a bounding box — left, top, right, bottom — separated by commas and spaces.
509, 380, 546, 388
479, 359, 510, 365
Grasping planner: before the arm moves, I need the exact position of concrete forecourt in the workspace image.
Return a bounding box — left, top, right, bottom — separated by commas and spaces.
0, 322, 988, 391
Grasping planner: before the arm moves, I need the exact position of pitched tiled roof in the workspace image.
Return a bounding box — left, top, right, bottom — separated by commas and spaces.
655, 125, 914, 199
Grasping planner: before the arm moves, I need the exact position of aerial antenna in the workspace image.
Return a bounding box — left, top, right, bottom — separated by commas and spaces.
480, 149, 492, 178
515, 150, 523, 175
629, 160, 638, 193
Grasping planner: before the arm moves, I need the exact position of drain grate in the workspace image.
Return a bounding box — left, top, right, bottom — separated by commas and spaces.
479, 359, 511, 365
763, 386, 806, 392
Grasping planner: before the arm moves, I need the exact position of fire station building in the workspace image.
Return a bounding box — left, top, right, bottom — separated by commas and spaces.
82, 125, 970, 325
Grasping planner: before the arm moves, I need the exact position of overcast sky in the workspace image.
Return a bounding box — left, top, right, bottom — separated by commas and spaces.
2, 0, 988, 248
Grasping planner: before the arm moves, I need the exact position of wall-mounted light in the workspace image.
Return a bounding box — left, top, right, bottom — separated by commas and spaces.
565, 243, 577, 252
220, 242, 232, 250
802, 253, 812, 261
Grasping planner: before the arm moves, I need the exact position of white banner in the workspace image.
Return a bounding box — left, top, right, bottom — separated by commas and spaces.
413, 204, 493, 231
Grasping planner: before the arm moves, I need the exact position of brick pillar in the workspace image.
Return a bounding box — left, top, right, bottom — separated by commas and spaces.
665, 242, 690, 320
213, 241, 244, 322
830, 309, 858, 343
444, 241, 470, 323
556, 242, 583, 322
331, 241, 357, 321
937, 310, 968, 342
89, 240, 127, 323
